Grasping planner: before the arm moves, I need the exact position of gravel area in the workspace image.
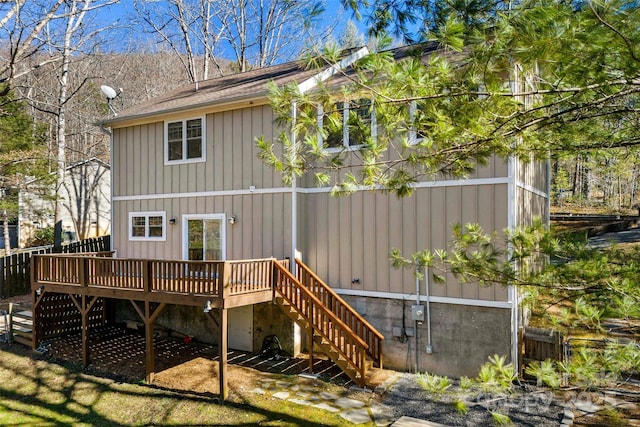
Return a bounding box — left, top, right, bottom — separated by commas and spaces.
381, 373, 565, 426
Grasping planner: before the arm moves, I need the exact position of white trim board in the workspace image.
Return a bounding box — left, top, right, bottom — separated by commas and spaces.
516, 180, 549, 199
113, 176, 513, 202
333, 288, 513, 309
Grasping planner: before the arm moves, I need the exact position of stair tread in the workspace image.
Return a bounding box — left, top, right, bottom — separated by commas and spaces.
14, 311, 32, 318
274, 269, 382, 387
12, 325, 32, 333
12, 335, 31, 346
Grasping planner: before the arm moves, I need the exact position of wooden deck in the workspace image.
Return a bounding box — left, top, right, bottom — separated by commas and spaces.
30, 254, 286, 400
29, 254, 382, 398
31, 254, 279, 308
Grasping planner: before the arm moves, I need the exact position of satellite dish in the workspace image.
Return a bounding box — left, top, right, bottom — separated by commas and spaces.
100, 85, 118, 99
100, 85, 123, 116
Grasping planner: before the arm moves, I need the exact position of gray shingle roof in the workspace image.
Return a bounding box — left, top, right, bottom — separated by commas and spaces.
101, 42, 445, 127
101, 59, 320, 126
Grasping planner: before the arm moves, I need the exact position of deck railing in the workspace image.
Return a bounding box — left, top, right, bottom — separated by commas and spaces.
273, 261, 368, 385
32, 255, 275, 299
295, 258, 384, 368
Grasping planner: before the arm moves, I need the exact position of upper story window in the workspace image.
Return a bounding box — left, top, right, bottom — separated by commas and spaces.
129, 211, 166, 241
319, 99, 375, 152
408, 101, 425, 145
165, 117, 205, 164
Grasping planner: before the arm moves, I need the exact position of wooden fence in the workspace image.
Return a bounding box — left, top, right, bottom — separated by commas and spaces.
0, 235, 110, 299
518, 326, 564, 374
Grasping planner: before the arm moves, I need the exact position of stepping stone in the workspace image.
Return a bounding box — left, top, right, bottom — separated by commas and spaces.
288, 398, 311, 406
391, 416, 451, 426
335, 397, 365, 409
276, 381, 290, 388
251, 387, 266, 395
319, 391, 339, 400
340, 408, 372, 425
370, 403, 395, 427
312, 402, 340, 413
273, 391, 289, 400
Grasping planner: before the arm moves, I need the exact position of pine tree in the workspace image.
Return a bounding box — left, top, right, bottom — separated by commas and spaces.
0, 89, 51, 254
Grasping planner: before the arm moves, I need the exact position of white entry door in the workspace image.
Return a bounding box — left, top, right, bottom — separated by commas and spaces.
182, 213, 253, 351
228, 305, 253, 351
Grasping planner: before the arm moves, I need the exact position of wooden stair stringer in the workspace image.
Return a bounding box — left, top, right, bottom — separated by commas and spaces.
274, 294, 374, 386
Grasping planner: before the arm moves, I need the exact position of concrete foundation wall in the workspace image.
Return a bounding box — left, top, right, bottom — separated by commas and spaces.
253, 302, 296, 356
113, 300, 297, 355
340, 295, 513, 378
114, 302, 216, 344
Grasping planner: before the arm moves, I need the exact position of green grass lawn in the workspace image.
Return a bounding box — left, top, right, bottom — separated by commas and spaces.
0, 345, 361, 426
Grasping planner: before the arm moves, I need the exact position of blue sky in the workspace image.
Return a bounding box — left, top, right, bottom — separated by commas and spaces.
100, 0, 366, 52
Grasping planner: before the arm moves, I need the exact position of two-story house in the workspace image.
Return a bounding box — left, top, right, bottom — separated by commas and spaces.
92, 43, 549, 379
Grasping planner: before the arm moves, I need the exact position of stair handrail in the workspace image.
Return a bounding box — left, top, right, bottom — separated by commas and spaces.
295, 258, 384, 367
273, 261, 368, 382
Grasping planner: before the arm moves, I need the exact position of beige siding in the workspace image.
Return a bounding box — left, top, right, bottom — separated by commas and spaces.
517, 187, 548, 227
113, 193, 291, 261
517, 156, 548, 194
112, 105, 283, 198
299, 184, 509, 302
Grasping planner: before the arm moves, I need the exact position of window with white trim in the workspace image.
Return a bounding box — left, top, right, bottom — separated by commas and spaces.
165, 117, 205, 163
408, 100, 427, 145
319, 99, 375, 151
129, 211, 166, 241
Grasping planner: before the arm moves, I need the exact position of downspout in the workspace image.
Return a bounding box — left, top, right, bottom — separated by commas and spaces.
291, 102, 298, 269
507, 63, 520, 371
415, 268, 420, 373
508, 149, 518, 370
102, 125, 114, 253
425, 266, 433, 354
290, 101, 302, 356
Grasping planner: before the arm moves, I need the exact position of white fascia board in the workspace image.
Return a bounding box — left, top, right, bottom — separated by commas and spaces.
297, 47, 370, 94
516, 180, 548, 199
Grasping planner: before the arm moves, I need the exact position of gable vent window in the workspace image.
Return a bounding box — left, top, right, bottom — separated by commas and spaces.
129, 211, 166, 241
165, 117, 205, 164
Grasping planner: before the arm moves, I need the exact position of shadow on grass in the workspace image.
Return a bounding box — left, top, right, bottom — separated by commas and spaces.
0, 344, 351, 426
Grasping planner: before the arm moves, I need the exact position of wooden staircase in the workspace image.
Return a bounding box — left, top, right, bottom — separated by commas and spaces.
11, 309, 33, 347
273, 260, 384, 387
0, 304, 33, 347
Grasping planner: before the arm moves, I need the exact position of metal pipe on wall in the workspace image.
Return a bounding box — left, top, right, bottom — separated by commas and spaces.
415, 267, 420, 373
425, 266, 433, 354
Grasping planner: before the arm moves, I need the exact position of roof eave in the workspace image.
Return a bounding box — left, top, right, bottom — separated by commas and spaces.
99, 92, 269, 128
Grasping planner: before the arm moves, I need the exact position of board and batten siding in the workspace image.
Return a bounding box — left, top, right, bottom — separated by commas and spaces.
516, 188, 548, 227
517, 157, 548, 194
113, 193, 291, 260
298, 183, 510, 302
111, 105, 283, 198
111, 103, 291, 261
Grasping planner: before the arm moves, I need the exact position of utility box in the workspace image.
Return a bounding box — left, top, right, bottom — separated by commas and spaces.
411, 304, 425, 322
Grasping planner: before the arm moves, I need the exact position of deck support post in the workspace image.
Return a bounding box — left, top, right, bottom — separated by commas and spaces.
32, 289, 45, 350
130, 300, 166, 384
68, 294, 99, 367
144, 301, 154, 383
218, 307, 228, 400
82, 302, 89, 367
